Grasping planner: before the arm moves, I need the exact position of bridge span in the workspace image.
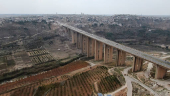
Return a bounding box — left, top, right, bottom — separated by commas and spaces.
57, 21, 170, 79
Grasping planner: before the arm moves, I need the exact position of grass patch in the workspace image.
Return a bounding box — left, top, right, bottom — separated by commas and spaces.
35, 83, 59, 96
6, 59, 15, 66
114, 68, 125, 84
0, 64, 7, 70
0, 56, 15, 69
0, 56, 5, 64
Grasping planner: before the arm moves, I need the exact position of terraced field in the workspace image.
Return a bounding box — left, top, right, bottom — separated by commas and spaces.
38, 66, 121, 96
0, 60, 121, 96
98, 75, 121, 93
0, 61, 89, 95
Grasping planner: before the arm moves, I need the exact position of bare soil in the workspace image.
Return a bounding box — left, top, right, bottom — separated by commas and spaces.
132, 82, 154, 96
43, 36, 81, 60
114, 88, 127, 96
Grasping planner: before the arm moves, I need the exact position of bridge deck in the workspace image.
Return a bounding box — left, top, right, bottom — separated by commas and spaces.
58, 22, 170, 69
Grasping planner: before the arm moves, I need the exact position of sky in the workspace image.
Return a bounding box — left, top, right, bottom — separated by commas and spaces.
0, 0, 170, 15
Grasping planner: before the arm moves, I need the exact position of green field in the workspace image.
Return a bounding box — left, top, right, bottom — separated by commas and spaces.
0, 56, 6, 69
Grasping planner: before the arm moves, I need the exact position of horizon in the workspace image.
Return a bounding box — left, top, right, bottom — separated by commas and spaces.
0, 14, 170, 18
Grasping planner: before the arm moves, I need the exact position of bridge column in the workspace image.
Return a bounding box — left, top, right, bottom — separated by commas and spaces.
71, 31, 75, 44
64, 28, 67, 36
67, 29, 71, 38
132, 57, 143, 72
104, 44, 113, 63
63, 27, 66, 35
78, 34, 83, 53
116, 50, 126, 66
86, 37, 89, 56
87, 38, 95, 57
62, 27, 67, 36
155, 65, 167, 79
74, 32, 77, 44
82, 35, 88, 54
95, 40, 103, 61
65, 27, 69, 36
71, 31, 77, 44
80, 34, 83, 49
77, 33, 82, 49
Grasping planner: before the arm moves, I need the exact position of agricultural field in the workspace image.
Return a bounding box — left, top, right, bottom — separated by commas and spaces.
27, 49, 49, 57
0, 56, 7, 70
12, 51, 32, 70
0, 60, 89, 95
27, 49, 55, 65
0, 51, 33, 81
0, 65, 121, 96
97, 75, 121, 93
36, 66, 121, 96
0, 55, 15, 70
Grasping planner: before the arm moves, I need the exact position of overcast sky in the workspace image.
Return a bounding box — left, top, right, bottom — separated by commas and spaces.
0, 0, 170, 15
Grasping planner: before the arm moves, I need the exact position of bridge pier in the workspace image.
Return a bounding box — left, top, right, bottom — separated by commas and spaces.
71, 31, 75, 44
82, 35, 88, 54
77, 33, 82, 49
63, 27, 66, 36
86, 36, 89, 56
65, 28, 68, 36
117, 50, 126, 66
95, 40, 103, 61
66, 28, 68, 35
132, 57, 143, 72
71, 31, 78, 44
65, 28, 70, 36
74, 32, 77, 44
155, 65, 167, 79
104, 44, 113, 63
87, 38, 95, 57
68, 29, 72, 38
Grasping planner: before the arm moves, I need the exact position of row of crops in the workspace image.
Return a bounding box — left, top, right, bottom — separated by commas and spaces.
0, 61, 89, 95
11, 86, 35, 96
44, 66, 120, 96
27, 49, 49, 57
31, 54, 54, 64
0, 65, 122, 96
98, 75, 121, 93
27, 49, 55, 65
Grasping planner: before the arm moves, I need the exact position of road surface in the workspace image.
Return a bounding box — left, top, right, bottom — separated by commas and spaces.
123, 67, 159, 96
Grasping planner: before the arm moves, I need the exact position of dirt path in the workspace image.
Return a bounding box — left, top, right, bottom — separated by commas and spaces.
85, 61, 96, 66
94, 82, 98, 92
144, 62, 153, 78
151, 79, 170, 90
123, 67, 159, 96
108, 68, 114, 75
129, 76, 159, 96
161, 55, 170, 59
107, 85, 127, 95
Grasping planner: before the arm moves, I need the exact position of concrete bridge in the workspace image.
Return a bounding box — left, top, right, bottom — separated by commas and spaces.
57, 21, 170, 79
